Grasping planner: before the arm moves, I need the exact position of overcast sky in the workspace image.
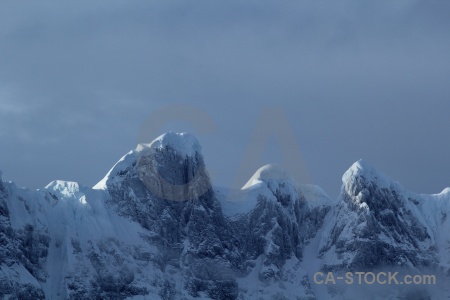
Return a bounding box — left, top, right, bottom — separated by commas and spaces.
1, 1, 449, 198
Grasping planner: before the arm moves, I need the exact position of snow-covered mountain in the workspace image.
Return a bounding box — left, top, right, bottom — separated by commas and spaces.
0, 132, 448, 299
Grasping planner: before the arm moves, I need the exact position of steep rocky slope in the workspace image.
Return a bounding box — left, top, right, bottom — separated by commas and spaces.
0, 133, 448, 299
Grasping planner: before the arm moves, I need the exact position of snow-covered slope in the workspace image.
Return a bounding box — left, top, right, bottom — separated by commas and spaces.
320, 160, 435, 271
1, 135, 449, 299
317, 159, 450, 299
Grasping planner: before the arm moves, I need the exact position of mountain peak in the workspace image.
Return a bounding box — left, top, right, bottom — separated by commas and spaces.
242, 164, 293, 189
136, 131, 201, 158
135, 132, 211, 201
342, 159, 392, 189
45, 180, 81, 198
93, 132, 206, 194
344, 159, 378, 177
439, 187, 450, 195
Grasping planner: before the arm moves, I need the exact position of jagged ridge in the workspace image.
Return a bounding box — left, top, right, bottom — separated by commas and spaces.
0, 136, 449, 299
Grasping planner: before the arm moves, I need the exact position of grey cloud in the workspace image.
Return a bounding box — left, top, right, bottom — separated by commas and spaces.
0, 0, 449, 196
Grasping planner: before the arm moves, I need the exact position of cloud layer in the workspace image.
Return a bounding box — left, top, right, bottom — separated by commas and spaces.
1, 1, 449, 196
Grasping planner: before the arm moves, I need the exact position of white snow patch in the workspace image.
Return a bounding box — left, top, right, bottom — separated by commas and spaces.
343, 159, 393, 189
218, 165, 332, 217
242, 164, 292, 189
93, 150, 135, 190
438, 187, 450, 195
1, 263, 41, 287
45, 180, 81, 198
215, 184, 265, 217
93, 132, 202, 190
299, 183, 335, 207
136, 131, 201, 158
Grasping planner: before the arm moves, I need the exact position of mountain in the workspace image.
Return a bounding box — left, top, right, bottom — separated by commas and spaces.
318, 160, 450, 299
321, 160, 435, 271
0, 133, 448, 299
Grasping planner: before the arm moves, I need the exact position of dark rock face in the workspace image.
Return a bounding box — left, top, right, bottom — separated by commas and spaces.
107, 145, 243, 299
66, 238, 150, 299
102, 144, 332, 299
229, 180, 330, 283
136, 146, 212, 202
320, 169, 436, 272
0, 188, 49, 299
1, 145, 449, 299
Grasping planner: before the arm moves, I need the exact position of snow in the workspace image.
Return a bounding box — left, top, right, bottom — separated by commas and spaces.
242, 164, 292, 189
235, 255, 309, 299
1, 263, 42, 288
45, 180, 81, 198
2, 172, 161, 299
439, 187, 450, 195
94, 132, 202, 190
342, 159, 409, 203
215, 184, 263, 217
343, 160, 450, 259
93, 150, 135, 190
219, 164, 333, 217
136, 131, 201, 158
299, 183, 335, 207
418, 189, 450, 270
343, 159, 392, 189
217, 179, 298, 218
303, 208, 334, 299
3, 132, 450, 299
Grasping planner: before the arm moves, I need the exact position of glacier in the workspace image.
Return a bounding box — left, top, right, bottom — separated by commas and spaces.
0, 133, 449, 299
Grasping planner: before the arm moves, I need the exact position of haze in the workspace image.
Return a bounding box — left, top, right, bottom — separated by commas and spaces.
1, 1, 449, 197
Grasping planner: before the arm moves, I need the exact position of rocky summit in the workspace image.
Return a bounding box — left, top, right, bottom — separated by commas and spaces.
0, 133, 449, 299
